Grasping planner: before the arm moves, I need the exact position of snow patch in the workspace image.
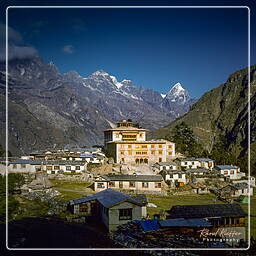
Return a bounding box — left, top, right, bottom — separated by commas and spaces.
110, 75, 123, 89
20, 68, 25, 76
106, 119, 116, 128
161, 93, 166, 98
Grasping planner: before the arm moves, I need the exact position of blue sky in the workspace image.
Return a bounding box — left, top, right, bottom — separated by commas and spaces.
1, 1, 254, 98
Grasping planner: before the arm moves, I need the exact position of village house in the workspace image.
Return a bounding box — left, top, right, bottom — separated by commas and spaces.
196, 158, 214, 170
166, 204, 247, 245
104, 120, 175, 164
69, 188, 146, 231
190, 183, 210, 194
94, 174, 164, 193
41, 160, 87, 174
4, 159, 42, 173
218, 183, 253, 198
152, 162, 178, 172
177, 158, 200, 170
160, 170, 187, 187
215, 165, 245, 180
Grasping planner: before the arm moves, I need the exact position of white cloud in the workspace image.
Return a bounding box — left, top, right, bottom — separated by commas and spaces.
0, 23, 38, 61
62, 45, 74, 54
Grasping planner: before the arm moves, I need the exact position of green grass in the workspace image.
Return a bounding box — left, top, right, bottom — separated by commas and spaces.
50, 179, 94, 201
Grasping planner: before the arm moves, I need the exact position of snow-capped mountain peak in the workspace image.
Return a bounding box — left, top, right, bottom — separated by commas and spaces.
110, 75, 123, 89
165, 82, 190, 104
91, 70, 110, 77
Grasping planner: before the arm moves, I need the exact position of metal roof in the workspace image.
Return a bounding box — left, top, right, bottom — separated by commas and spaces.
196, 158, 214, 162
10, 159, 42, 165
135, 219, 160, 231
168, 204, 247, 218
70, 188, 143, 208
159, 218, 212, 228
216, 165, 238, 169
102, 174, 163, 182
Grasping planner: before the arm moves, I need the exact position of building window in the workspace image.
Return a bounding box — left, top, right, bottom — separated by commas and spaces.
140, 133, 143, 137
121, 158, 125, 162
159, 158, 162, 162
230, 170, 234, 174
128, 151, 132, 155
54, 166, 60, 170
155, 182, 161, 188
159, 150, 162, 154
141, 145, 147, 149
119, 208, 132, 220
151, 145, 155, 148
46, 166, 53, 170
128, 145, 132, 149
159, 145, 162, 148
21, 164, 26, 168
151, 151, 155, 155
12, 164, 17, 169
129, 181, 135, 188
121, 151, 124, 155
224, 171, 228, 175
178, 174, 182, 178
109, 181, 115, 187
119, 181, 123, 188
75, 166, 80, 170
97, 182, 105, 188
168, 145, 172, 149
142, 182, 148, 188
168, 152, 172, 155
66, 166, 71, 171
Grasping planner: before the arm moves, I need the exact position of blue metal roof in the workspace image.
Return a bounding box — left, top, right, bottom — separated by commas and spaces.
70, 189, 143, 208
216, 165, 238, 169
10, 159, 42, 165
196, 158, 213, 162
159, 218, 212, 227
135, 219, 160, 231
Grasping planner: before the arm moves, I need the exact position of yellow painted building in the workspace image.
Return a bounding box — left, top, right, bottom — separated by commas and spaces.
104, 120, 175, 164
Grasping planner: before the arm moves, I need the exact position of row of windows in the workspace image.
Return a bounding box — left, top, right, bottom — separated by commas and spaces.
120, 144, 165, 149
120, 150, 164, 155
46, 165, 81, 170
108, 181, 161, 188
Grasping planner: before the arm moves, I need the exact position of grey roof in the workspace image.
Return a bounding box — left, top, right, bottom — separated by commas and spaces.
155, 162, 177, 166
70, 188, 143, 208
185, 168, 209, 173
42, 160, 86, 165
10, 159, 42, 165
102, 174, 163, 182
168, 204, 247, 218
216, 165, 238, 170
159, 218, 212, 228
221, 183, 249, 191
178, 158, 198, 162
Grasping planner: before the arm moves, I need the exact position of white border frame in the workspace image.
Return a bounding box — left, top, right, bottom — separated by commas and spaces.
5, 5, 251, 252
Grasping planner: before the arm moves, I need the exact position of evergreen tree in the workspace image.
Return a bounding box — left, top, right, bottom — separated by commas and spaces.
166, 122, 203, 157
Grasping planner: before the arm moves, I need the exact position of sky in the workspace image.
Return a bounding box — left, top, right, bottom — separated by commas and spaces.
1, 0, 255, 98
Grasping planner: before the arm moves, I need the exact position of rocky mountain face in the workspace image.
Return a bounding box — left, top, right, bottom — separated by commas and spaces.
150, 65, 256, 172
0, 56, 195, 155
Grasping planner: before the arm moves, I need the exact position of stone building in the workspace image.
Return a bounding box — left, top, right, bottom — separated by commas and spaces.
104, 120, 175, 164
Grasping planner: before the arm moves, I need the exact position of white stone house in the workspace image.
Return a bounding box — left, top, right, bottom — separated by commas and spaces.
69, 188, 146, 231
215, 165, 245, 180
42, 160, 87, 174
94, 174, 163, 193
160, 170, 186, 186
178, 158, 200, 170
196, 158, 214, 170
153, 162, 177, 172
